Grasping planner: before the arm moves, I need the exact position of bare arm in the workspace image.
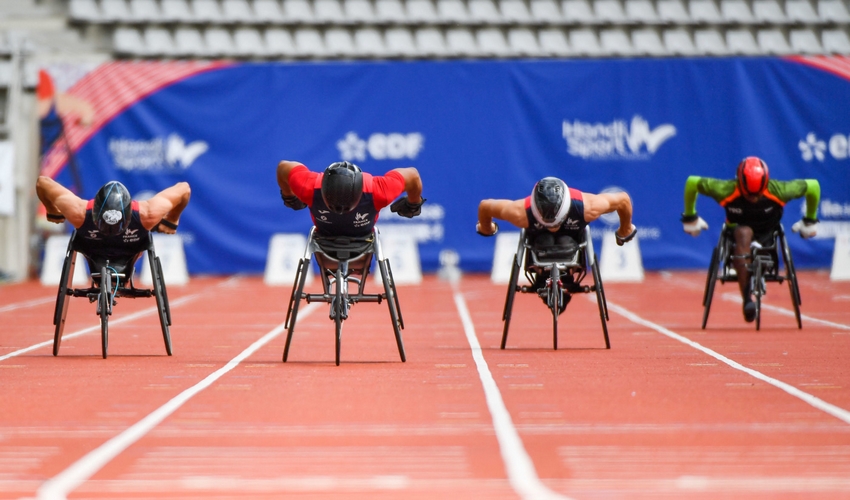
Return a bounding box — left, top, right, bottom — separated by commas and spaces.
139, 182, 191, 232
582, 191, 633, 239
35, 176, 87, 228
276, 160, 304, 197
390, 167, 423, 203
477, 198, 528, 235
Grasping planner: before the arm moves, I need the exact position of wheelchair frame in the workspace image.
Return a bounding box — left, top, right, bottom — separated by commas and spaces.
283, 227, 405, 366
702, 223, 801, 330
501, 226, 610, 350
52, 230, 172, 359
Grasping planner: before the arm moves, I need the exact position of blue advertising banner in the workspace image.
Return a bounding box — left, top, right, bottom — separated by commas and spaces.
51, 57, 850, 274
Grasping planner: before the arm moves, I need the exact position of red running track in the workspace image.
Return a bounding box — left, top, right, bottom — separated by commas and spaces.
1, 271, 850, 499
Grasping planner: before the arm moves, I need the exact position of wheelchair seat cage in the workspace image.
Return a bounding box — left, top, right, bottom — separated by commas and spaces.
52, 230, 173, 359
283, 227, 406, 365
701, 223, 802, 330
501, 226, 610, 350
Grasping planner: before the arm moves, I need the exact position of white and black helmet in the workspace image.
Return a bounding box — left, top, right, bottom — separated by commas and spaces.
530, 177, 570, 228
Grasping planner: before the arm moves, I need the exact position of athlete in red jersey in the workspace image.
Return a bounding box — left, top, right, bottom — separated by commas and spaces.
277, 160, 424, 237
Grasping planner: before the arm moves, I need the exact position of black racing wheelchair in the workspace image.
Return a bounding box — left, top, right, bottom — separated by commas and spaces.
501, 226, 610, 350
283, 227, 405, 366
702, 223, 801, 330
52, 230, 172, 359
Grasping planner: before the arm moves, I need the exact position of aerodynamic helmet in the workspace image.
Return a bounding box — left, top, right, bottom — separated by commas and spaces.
92, 181, 132, 237
736, 156, 769, 198
530, 177, 571, 228
321, 161, 363, 214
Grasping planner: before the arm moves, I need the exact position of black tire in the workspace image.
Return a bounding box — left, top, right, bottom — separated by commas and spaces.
100, 267, 110, 359
500, 252, 521, 350
550, 265, 560, 350
702, 247, 720, 330
53, 250, 76, 356
335, 267, 343, 366
285, 259, 306, 329
385, 260, 404, 330
152, 255, 172, 356
283, 258, 310, 362
754, 260, 763, 331
595, 252, 609, 322
591, 258, 611, 350
380, 260, 406, 363
780, 236, 803, 329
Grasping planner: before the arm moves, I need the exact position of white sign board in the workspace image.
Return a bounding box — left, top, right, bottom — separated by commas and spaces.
0, 141, 14, 216
264, 233, 313, 286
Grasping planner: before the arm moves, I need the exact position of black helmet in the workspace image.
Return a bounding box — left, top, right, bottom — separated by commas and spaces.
321, 161, 363, 214
92, 181, 132, 236
530, 177, 571, 228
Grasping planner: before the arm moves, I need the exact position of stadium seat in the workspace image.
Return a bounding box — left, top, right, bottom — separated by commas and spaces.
531, 0, 565, 24
753, 0, 788, 24
818, 0, 850, 22
294, 28, 327, 56
720, 0, 755, 23
446, 27, 479, 55
625, 0, 660, 23
161, 0, 195, 22
789, 28, 824, 53
345, 0, 378, 22
325, 28, 357, 56
191, 0, 225, 23
386, 27, 419, 56
234, 27, 268, 56
563, 0, 598, 23
174, 27, 208, 56
101, 0, 133, 22
657, 0, 692, 24
477, 27, 512, 55
600, 28, 634, 55
595, 0, 630, 24
205, 28, 238, 57
254, 0, 287, 22
130, 0, 163, 22
113, 27, 145, 56
70, 0, 103, 22
500, 0, 533, 23
354, 28, 388, 57
315, 0, 349, 23
663, 27, 698, 54
632, 27, 667, 54
222, 0, 256, 23
407, 0, 440, 23
508, 27, 542, 55
822, 29, 850, 53
726, 28, 761, 54
539, 27, 571, 54
376, 0, 408, 22
144, 27, 178, 56
284, 0, 316, 23
570, 28, 603, 55
469, 0, 505, 24
416, 27, 450, 56
694, 28, 728, 54
757, 28, 792, 54
265, 27, 297, 55
786, 0, 820, 23
689, 0, 722, 23
438, 0, 472, 23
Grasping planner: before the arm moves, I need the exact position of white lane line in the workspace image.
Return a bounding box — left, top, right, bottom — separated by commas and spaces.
0, 296, 55, 314
453, 291, 571, 500
35, 302, 320, 500
606, 300, 850, 426
0, 295, 199, 362
720, 292, 850, 331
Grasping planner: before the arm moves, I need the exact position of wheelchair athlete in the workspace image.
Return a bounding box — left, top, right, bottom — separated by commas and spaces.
477, 177, 637, 313
681, 156, 821, 323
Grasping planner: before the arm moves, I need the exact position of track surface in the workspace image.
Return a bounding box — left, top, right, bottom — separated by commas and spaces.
1, 271, 850, 499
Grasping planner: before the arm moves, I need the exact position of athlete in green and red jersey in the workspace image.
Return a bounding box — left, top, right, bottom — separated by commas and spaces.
681, 156, 821, 322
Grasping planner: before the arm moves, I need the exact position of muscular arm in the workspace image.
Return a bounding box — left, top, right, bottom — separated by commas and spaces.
582, 191, 633, 239
477, 198, 528, 234
139, 182, 191, 232
276, 160, 305, 198
35, 176, 87, 228
390, 167, 423, 204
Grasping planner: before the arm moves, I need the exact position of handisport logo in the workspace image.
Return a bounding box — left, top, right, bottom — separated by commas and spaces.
799, 131, 850, 162
337, 132, 424, 162
562, 116, 676, 160
110, 133, 208, 171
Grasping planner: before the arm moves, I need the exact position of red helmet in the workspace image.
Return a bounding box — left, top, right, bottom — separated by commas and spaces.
736, 156, 769, 197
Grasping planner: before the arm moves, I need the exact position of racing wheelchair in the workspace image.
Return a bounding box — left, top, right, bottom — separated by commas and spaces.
52, 230, 172, 359
701, 223, 801, 330
501, 226, 610, 350
283, 227, 405, 366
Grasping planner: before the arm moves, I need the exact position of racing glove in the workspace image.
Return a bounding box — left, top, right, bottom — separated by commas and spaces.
390, 196, 426, 218
681, 213, 708, 237
615, 224, 637, 246
476, 221, 499, 237
281, 190, 307, 211
791, 217, 819, 239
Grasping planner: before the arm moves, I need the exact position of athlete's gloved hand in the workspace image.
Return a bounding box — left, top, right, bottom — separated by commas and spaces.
792, 217, 819, 239
390, 196, 426, 218
476, 221, 499, 237
281, 190, 307, 211
681, 213, 708, 236
615, 224, 637, 246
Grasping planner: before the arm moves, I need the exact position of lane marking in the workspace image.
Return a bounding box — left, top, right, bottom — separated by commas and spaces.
0, 297, 55, 314
34, 303, 320, 500
606, 300, 850, 426
720, 293, 850, 331
453, 291, 571, 500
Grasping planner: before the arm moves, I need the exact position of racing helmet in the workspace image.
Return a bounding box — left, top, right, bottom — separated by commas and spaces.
736, 156, 769, 198
92, 181, 132, 237
321, 161, 363, 214
530, 177, 571, 228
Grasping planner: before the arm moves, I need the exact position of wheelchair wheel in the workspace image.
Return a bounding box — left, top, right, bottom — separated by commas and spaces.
334, 267, 344, 366
549, 265, 560, 350
53, 249, 76, 356
379, 259, 406, 363
780, 235, 803, 329
591, 255, 611, 350
283, 258, 310, 362
152, 255, 173, 356
753, 260, 764, 331
500, 251, 521, 350
385, 260, 404, 330
100, 267, 111, 359
701, 247, 720, 330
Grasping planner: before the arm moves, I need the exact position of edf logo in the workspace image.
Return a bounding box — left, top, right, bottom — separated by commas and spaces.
337, 132, 424, 162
